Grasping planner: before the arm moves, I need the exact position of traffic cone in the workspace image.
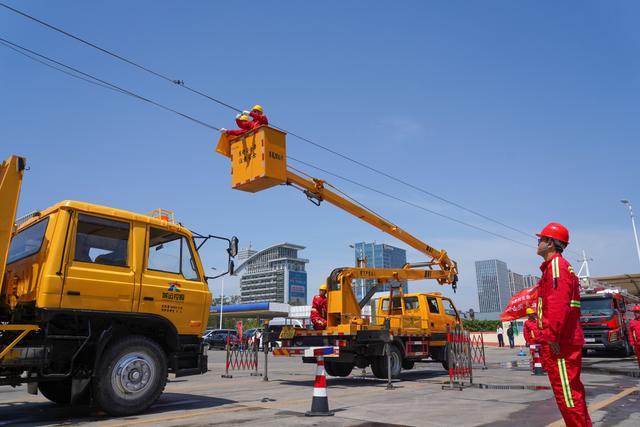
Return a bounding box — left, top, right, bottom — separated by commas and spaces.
531, 344, 544, 376
305, 356, 334, 417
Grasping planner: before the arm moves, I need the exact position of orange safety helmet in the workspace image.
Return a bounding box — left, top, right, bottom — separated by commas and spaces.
536, 222, 569, 244
632, 304, 640, 313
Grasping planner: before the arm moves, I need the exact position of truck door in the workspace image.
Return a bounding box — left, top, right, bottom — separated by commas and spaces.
60, 213, 135, 312
402, 295, 422, 334
138, 227, 208, 335
441, 298, 461, 330
425, 296, 448, 345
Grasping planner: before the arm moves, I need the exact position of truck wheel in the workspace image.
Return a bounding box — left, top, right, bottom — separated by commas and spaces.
402, 360, 415, 370
324, 361, 353, 377
92, 335, 167, 416
38, 379, 72, 404
371, 345, 402, 379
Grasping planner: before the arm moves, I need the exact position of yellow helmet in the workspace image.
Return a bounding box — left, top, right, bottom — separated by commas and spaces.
526, 307, 536, 315
239, 115, 249, 121
319, 283, 328, 291
252, 104, 263, 112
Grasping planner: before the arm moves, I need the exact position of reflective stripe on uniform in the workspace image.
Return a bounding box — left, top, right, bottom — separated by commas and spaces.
569, 300, 581, 308
552, 258, 560, 278
557, 358, 575, 408
537, 297, 543, 329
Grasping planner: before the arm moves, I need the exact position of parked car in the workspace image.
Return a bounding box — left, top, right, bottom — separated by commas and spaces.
243, 328, 264, 349
204, 329, 239, 349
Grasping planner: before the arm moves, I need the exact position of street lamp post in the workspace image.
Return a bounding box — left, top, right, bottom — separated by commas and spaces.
621, 200, 640, 267
219, 277, 225, 329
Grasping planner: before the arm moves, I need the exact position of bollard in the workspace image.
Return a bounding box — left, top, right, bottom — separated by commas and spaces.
305, 356, 334, 417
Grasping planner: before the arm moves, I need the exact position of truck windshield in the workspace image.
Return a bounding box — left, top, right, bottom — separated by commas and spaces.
581, 298, 614, 316
7, 217, 49, 264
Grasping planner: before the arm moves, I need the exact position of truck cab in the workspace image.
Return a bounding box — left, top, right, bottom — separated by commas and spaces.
580, 292, 633, 356
0, 155, 234, 416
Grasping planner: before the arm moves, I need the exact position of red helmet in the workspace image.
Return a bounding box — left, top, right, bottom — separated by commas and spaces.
536, 222, 569, 244
632, 305, 640, 313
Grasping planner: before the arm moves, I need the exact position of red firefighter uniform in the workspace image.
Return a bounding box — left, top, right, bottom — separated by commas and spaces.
628, 306, 640, 368
310, 292, 328, 330
249, 104, 269, 127
524, 317, 542, 346
225, 115, 253, 137
538, 253, 591, 427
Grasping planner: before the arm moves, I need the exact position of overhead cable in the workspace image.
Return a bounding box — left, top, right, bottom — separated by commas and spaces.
0, 1, 536, 241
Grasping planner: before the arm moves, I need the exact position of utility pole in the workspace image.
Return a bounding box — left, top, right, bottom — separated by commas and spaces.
576, 250, 593, 278
219, 277, 224, 329
621, 200, 640, 267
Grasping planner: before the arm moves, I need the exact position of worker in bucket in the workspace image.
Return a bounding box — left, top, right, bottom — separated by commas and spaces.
310, 284, 328, 330
628, 305, 640, 368
242, 104, 269, 127
220, 114, 253, 137
536, 222, 591, 427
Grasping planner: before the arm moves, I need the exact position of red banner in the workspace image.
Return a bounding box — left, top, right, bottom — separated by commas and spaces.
237, 320, 243, 339
501, 286, 539, 321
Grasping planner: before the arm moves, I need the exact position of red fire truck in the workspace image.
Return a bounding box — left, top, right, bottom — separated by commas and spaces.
580, 289, 635, 356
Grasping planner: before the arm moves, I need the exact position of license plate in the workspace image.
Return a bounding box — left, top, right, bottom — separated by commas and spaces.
585, 338, 596, 343
279, 326, 296, 340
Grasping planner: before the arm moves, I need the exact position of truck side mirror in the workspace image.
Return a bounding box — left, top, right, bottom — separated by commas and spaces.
228, 259, 235, 276
228, 236, 239, 257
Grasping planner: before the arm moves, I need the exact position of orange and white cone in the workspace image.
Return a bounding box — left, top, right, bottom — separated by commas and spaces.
530, 344, 544, 376
305, 356, 334, 417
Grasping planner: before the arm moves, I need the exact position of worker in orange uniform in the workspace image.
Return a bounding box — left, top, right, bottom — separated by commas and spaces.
536, 222, 591, 427
310, 284, 328, 330
242, 104, 269, 127
524, 307, 542, 346
523, 307, 544, 372
628, 304, 640, 368
220, 114, 253, 137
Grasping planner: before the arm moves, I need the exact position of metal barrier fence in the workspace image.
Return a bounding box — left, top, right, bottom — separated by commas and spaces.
443, 326, 473, 390
470, 332, 487, 370
221, 335, 261, 379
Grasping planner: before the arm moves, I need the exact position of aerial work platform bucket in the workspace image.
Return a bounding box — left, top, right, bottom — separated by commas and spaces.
216, 126, 287, 193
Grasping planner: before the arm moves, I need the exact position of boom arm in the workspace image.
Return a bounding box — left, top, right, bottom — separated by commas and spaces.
285, 170, 458, 286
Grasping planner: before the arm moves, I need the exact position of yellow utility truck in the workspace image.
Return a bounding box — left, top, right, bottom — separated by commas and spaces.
217, 127, 462, 379
0, 155, 237, 415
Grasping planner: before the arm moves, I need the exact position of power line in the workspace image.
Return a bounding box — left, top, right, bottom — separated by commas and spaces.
0, 35, 565, 256
288, 156, 536, 250
0, 37, 219, 131
0, 1, 536, 241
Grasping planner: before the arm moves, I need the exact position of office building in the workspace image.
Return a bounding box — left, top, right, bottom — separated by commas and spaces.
235, 243, 308, 305
353, 242, 408, 301
523, 274, 541, 288
508, 270, 526, 296
475, 259, 511, 313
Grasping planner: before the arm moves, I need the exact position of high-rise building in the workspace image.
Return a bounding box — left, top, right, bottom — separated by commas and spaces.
235, 243, 308, 305
508, 270, 526, 296
475, 259, 511, 313
523, 274, 541, 288
353, 242, 408, 301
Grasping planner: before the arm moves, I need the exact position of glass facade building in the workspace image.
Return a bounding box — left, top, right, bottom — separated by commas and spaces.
235, 243, 308, 305
475, 259, 511, 313
508, 270, 526, 296
353, 242, 408, 301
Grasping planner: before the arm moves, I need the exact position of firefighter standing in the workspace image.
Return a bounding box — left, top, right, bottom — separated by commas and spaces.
523, 307, 542, 346
628, 304, 640, 368
536, 222, 591, 427
310, 284, 328, 330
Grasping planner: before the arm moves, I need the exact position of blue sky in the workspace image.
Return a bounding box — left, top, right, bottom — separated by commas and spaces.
2, 1, 639, 310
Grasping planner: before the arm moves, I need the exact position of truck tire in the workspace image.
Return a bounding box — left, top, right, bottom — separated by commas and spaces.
92, 335, 167, 416
402, 360, 415, 370
38, 379, 72, 404
324, 361, 354, 377
371, 345, 402, 379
